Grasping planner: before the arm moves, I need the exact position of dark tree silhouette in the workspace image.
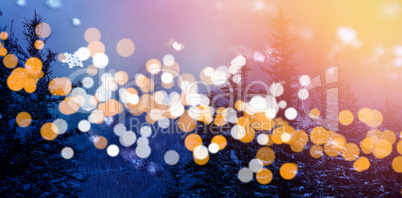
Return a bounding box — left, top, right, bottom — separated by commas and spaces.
163, 58, 277, 197
221, 58, 252, 107
0, 12, 85, 197
261, 10, 299, 116
382, 97, 400, 132
262, 10, 297, 82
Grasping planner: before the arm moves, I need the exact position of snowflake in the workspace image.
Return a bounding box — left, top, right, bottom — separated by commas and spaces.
147, 162, 159, 175
62, 52, 83, 68
16, 0, 26, 7
104, 116, 114, 127
46, 0, 62, 9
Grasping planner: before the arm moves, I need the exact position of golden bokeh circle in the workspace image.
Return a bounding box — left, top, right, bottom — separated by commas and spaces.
324, 143, 341, 157
41, 122, 58, 141
290, 130, 308, 153
353, 157, 370, 172
16, 112, 32, 127
382, 130, 396, 145
235, 100, 245, 111
35, 23, 51, 38
25, 57, 43, 78
309, 108, 320, 119
256, 147, 275, 165
391, 156, 402, 173
94, 136, 108, 150
0, 31, 8, 40
194, 154, 209, 165
49, 77, 72, 96
366, 110, 383, 128
342, 143, 360, 161
211, 135, 227, 150
34, 40, 44, 50
373, 139, 392, 159
3, 54, 18, 68
24, 77, 38, 93
360, 137, 375, 154
0, 47, 7, 56
309, 144, 323, 159
280, 163, 298, 180
358, 108, 373, 123
59, 97, 80, 115
256, 168, 273, 185
7, 68, 27, 91
339, 110, 354, 126
184, 133, 202, 151
310, 127, 328, 145
397, 140, 402, 155
178, 110, 196, 133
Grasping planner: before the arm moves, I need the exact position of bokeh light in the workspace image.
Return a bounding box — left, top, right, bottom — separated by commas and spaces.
164, 150, 180, 165
34, 40, 44, 50
256, 168, 273, 185
40, 122, 58, 141
94, 136, 108, 150
339, 110, 354, 126
84, 27, 101, 43
107, 144, 120, 157
35, 23, 51, 38
238, 167, 253, 183
61, 147, 74, 159
309, 145, 323, 159
280, 163, 298, 180
354, 157, 370, 172
256, 147, 275, 166
392, 156, 402, 173
3, 54, 18, 68
184, 133, 202, 151
116, 38, 135, 57
16, 112, 32, 127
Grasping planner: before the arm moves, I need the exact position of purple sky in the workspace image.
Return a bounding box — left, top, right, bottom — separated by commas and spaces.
2, 0, 402, 109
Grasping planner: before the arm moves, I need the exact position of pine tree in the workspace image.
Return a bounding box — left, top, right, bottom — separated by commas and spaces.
261, 10, 298, 115
180, 58, 276, 196
310, 54, 367, 142
221, 58, 252, 107
336, 70, 363, 140
162, 155, 194, 198
309, 55, 327, 114
382, 97, 399, 132
263, 10, 297, 81
0, 11, 85, 196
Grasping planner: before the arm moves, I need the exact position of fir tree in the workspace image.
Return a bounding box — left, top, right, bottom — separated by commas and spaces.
163, 164, 184, 197
382, 97, 399, 132
263, 10, 297, 81
0, 11, 85, 197
221, 58, 252, 107
261, 10, 299, 115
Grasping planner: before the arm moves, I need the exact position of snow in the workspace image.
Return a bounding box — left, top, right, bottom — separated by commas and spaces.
62, 52, 83, 68
72, 18, 81, 26
16, 0, 26, 7
46, 0, 62, 9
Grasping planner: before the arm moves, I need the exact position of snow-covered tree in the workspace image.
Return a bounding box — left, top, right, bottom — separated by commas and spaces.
0, 12, 85, 197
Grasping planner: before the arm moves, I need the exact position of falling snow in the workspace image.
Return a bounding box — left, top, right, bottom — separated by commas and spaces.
46, 0, 62, 9
62, 52, 83, 68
